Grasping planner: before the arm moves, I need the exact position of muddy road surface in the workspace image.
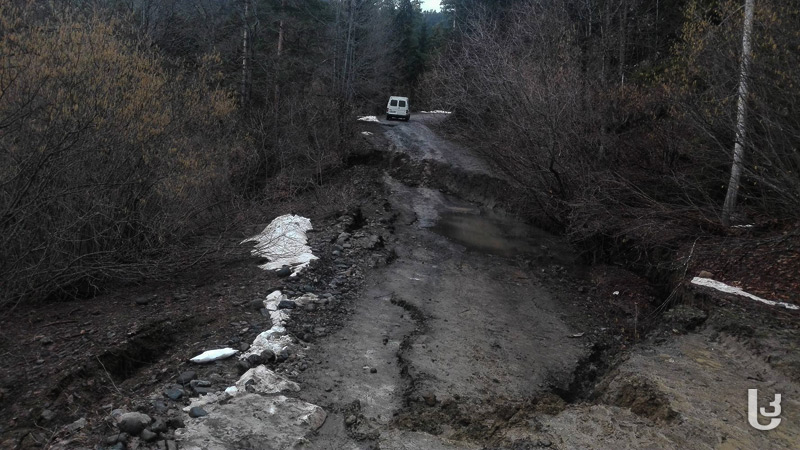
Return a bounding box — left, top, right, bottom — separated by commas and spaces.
297, 113, 800, 449
4, 113, 799, 449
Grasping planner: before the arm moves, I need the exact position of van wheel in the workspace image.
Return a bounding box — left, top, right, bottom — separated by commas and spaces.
386, 115, 390, 121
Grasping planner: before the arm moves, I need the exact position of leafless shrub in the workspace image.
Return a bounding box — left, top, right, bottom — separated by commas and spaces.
0, 5, 239, 307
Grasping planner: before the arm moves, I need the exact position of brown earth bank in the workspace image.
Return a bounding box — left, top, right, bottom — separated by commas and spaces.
0, 114, 798, 449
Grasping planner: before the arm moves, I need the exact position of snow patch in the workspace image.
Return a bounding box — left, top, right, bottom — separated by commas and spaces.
236, 365, 300, 394
691, 277, 799, 310
358, 115, 381, 123
421, 110, 452, 114
361, 131, 373, 136
242, 214, 318, 277
244, 328, 293, 358
190, 348, 237, 364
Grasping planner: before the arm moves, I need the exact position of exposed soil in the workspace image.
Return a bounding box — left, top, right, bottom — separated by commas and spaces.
1, 113, 799, 449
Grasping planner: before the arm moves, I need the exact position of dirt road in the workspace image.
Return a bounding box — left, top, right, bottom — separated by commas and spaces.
297, 113, 800, 449
4, 113, 798, 449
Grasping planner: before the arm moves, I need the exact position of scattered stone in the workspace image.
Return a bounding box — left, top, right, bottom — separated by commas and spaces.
152, 399, 170, 413
117, 412, 152, 436
304, 303, 317, 312
537, 439, 552, 447
698, 270, 713, 278
164, 389, 183, 401
66, 417, 86, 433
239, 342, 250, 352
166, 417, 185, 429
166, 440, 178, 450
39, 409, 55, 422
260, 349, 275, 363
188, 407, 208, 418
276, 348, 290, 362
135, 296, 149, 306
345, 414, 357, 426
278, 299, 296, 310
140, 429, 158, 442
105, 434, 123, 445
246, 354, 265, 367
370, 367, 377, 374
192, 387, 214, 396
236, 360, 251, 375
276, 266, 292, 277
150, 418, 167, 433
209, 373, 225, 384
248, 299, 265, 311
190, 380, 212, 388
176, 371, 197, 385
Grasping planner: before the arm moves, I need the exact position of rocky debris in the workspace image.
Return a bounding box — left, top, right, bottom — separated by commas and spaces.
150, 418, 167, 433
164, 388, 183, 400
116, 412, 152, 436
65, 417, 86, 433
176, 394, 326, 449
176, 371, 197, 385
188, 407, 207, 418
277, 266, 292, 277
140, 428, 158, 442
236, 360, 251, 375
39, 409, 55, 422
278, 299, 297, 309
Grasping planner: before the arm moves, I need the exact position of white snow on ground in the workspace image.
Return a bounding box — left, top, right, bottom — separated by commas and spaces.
691, 277, 799, 310
358, 115, 381, 122
361, 131, 373, 136
242, 214, 318, 277
421, 110, 452, 114
190, 348, 238, 363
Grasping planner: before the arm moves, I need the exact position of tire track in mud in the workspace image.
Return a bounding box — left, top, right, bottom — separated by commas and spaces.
389, 295, 429, 408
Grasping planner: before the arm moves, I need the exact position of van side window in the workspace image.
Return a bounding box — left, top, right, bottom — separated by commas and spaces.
399, 101, 406, 107
390, 100, 398, 106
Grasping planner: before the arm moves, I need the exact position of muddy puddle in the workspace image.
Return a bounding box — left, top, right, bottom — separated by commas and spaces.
430, 207, 575, 264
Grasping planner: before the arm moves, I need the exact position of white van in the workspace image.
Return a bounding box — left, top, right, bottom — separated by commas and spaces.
386, 96, 410, 121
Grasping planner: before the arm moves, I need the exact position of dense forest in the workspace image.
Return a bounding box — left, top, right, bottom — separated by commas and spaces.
1, 0, 798, 306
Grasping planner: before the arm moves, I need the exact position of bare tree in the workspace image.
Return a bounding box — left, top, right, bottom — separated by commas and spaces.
721, 0, 755, 226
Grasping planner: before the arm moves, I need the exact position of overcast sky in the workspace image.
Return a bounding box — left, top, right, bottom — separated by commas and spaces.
421, 0, 441, 12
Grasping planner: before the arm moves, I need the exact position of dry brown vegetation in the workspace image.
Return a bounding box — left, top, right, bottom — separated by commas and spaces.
0, 5, 245, 306
421, 0, 800, 264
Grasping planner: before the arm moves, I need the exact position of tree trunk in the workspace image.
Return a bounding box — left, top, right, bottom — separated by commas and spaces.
722, 0, 755, 226
240, 0, 250, 105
